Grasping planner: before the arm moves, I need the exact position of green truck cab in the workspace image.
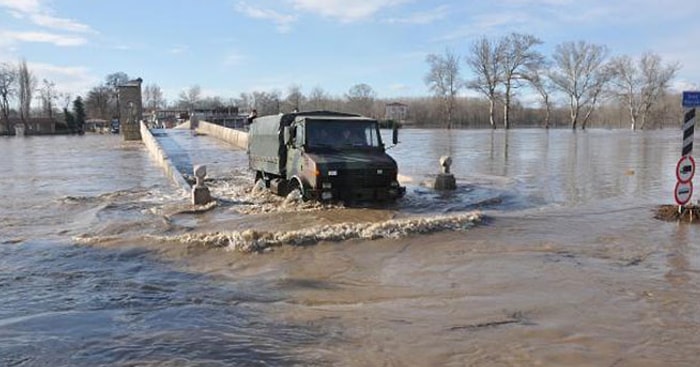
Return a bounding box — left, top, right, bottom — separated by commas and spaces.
248, 111, 405, 202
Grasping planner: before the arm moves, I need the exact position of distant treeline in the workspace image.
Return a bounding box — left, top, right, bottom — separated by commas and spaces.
1, 32, 685, 132
386, 93, 684, 129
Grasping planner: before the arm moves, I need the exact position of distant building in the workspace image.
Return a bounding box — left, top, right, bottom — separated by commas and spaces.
150, 107, 243, 128
84, 119, 109, 132
385, 102, 408, 122
2, 117, 57, 135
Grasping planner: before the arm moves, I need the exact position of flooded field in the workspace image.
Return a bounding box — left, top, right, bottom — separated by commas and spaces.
1, 129, 699, 366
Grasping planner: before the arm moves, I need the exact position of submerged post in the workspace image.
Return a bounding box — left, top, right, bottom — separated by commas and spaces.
434, 155, 456, 190
192, 164, 213, 205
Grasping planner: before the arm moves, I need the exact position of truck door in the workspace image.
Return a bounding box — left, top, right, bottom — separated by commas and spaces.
286, 122, 305, 180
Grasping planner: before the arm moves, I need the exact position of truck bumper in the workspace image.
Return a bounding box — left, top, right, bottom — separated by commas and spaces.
308, 185, 405, 203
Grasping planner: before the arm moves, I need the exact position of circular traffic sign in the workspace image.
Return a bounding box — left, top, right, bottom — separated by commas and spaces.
674, 180, 693, 206
676, 155, 695, 183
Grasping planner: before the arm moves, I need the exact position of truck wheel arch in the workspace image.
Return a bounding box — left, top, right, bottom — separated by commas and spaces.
288, 176, 307, 200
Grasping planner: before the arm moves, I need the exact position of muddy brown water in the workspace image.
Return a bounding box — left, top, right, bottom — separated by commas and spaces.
1, 129, 699, 366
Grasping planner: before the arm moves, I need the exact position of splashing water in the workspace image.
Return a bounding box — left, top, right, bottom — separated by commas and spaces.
147, 211, 482, 252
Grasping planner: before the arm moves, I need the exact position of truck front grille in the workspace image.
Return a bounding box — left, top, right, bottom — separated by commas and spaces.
327, 169, 394, 189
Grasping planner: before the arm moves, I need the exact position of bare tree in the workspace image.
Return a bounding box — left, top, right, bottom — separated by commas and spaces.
143, 83, 166, 112
466, 36, 505, 128
234, 92, 253, 112
105, 72, 130, 89
85, 86, 111, 120
104, 72, 129, 119
37, 79, 58, 119
524, 62, 554, 128
59, 92, 72, 110
17, 59, 36, 129
346, 83, 376, 117
500, 33, 544, 129
424, 49, 462, 129
0, 62, 16, 133
200, 96, 225, 109
177, 85, 202, 110
549, 41, 609, 129
284, 84, 305, 113
579, 65, 612, 130
608, 52, 680, 130
307, 86, 330, 111
252, 90, 281, 116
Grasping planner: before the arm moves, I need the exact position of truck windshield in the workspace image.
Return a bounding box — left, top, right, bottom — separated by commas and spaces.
307, 121, 382, 149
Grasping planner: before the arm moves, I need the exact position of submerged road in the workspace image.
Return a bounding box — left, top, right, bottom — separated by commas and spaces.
149, 126, 249, 187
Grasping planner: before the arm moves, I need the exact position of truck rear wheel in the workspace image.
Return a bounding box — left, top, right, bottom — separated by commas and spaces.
254, 171, 270, 188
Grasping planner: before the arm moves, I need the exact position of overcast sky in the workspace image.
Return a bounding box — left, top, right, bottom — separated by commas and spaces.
1, 0, 699, 103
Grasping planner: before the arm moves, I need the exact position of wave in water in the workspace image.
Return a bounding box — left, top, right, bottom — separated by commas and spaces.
148, 211, 482, 252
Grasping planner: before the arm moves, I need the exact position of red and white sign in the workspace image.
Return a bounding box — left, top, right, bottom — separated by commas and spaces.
674, 181, 693, 206
676, 155, 696, 183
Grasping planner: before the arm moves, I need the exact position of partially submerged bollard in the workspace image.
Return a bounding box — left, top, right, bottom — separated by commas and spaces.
434, 155, 456, 190
192, 164, 213, 205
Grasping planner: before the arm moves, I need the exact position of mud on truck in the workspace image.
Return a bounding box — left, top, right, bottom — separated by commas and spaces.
247, 111, 405, 203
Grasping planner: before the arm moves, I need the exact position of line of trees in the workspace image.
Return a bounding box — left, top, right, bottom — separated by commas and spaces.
0, 59, 85, 134
426, 33, 681, 130
2, 32, 684, 134
165, 34, 681, 130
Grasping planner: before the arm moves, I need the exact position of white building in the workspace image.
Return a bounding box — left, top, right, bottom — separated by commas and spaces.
385, 102, 408, 122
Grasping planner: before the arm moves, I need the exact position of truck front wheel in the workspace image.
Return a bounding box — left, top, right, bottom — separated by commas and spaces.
287, 178, 307, 202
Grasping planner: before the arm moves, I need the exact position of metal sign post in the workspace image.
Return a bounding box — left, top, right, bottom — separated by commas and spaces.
676, 91, 700, 207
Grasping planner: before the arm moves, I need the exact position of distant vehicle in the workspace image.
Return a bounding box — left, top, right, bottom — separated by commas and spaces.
110, 120, 120, 134
247, 110, 405, 203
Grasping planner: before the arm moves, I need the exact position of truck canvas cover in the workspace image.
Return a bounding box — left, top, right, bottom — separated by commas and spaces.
247, 110, 362, 176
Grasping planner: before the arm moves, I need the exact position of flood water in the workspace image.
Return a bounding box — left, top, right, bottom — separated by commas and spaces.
1, 128, 699, 366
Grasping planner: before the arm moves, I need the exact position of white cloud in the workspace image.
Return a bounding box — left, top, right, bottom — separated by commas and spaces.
223, 51, 247, 66
0, 0, 41, 14
169, 45, 188, 55
113, 45, 133, 51
385, 5, 450, 25
672, 80, 700, 93
235, 2, 297, 33
388, 83, 412, 93
29, 62, 100, 96
435, 11, 536, 42
291, 0, 407, 22
29, 13, 94, 33
0, 0, 95, 34
0, 31, 87, 46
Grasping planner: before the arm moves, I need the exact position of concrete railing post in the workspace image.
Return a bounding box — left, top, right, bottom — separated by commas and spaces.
192, 164, 213, 205
434, 155, 456, 190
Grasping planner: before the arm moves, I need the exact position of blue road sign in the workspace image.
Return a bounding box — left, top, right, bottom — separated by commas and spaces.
683, 91, 700, 107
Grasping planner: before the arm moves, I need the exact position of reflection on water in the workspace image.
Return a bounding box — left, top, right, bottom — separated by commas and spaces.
389, 129, 681, 208
2, 129, 700, 366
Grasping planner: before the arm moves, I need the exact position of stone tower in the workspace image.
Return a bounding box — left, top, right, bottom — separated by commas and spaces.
118, 77, 143, 141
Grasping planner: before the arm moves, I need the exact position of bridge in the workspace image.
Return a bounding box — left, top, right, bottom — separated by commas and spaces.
139, 119, 250, 203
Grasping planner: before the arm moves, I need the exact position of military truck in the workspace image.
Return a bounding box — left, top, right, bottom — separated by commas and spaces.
248, 111, 405, 202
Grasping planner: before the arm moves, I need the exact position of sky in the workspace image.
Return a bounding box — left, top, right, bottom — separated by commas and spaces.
1, 0, 700, 104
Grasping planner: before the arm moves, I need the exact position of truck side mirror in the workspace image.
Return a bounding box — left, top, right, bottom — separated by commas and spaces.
283, 126, 291, 145
392, 122, 399, 145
